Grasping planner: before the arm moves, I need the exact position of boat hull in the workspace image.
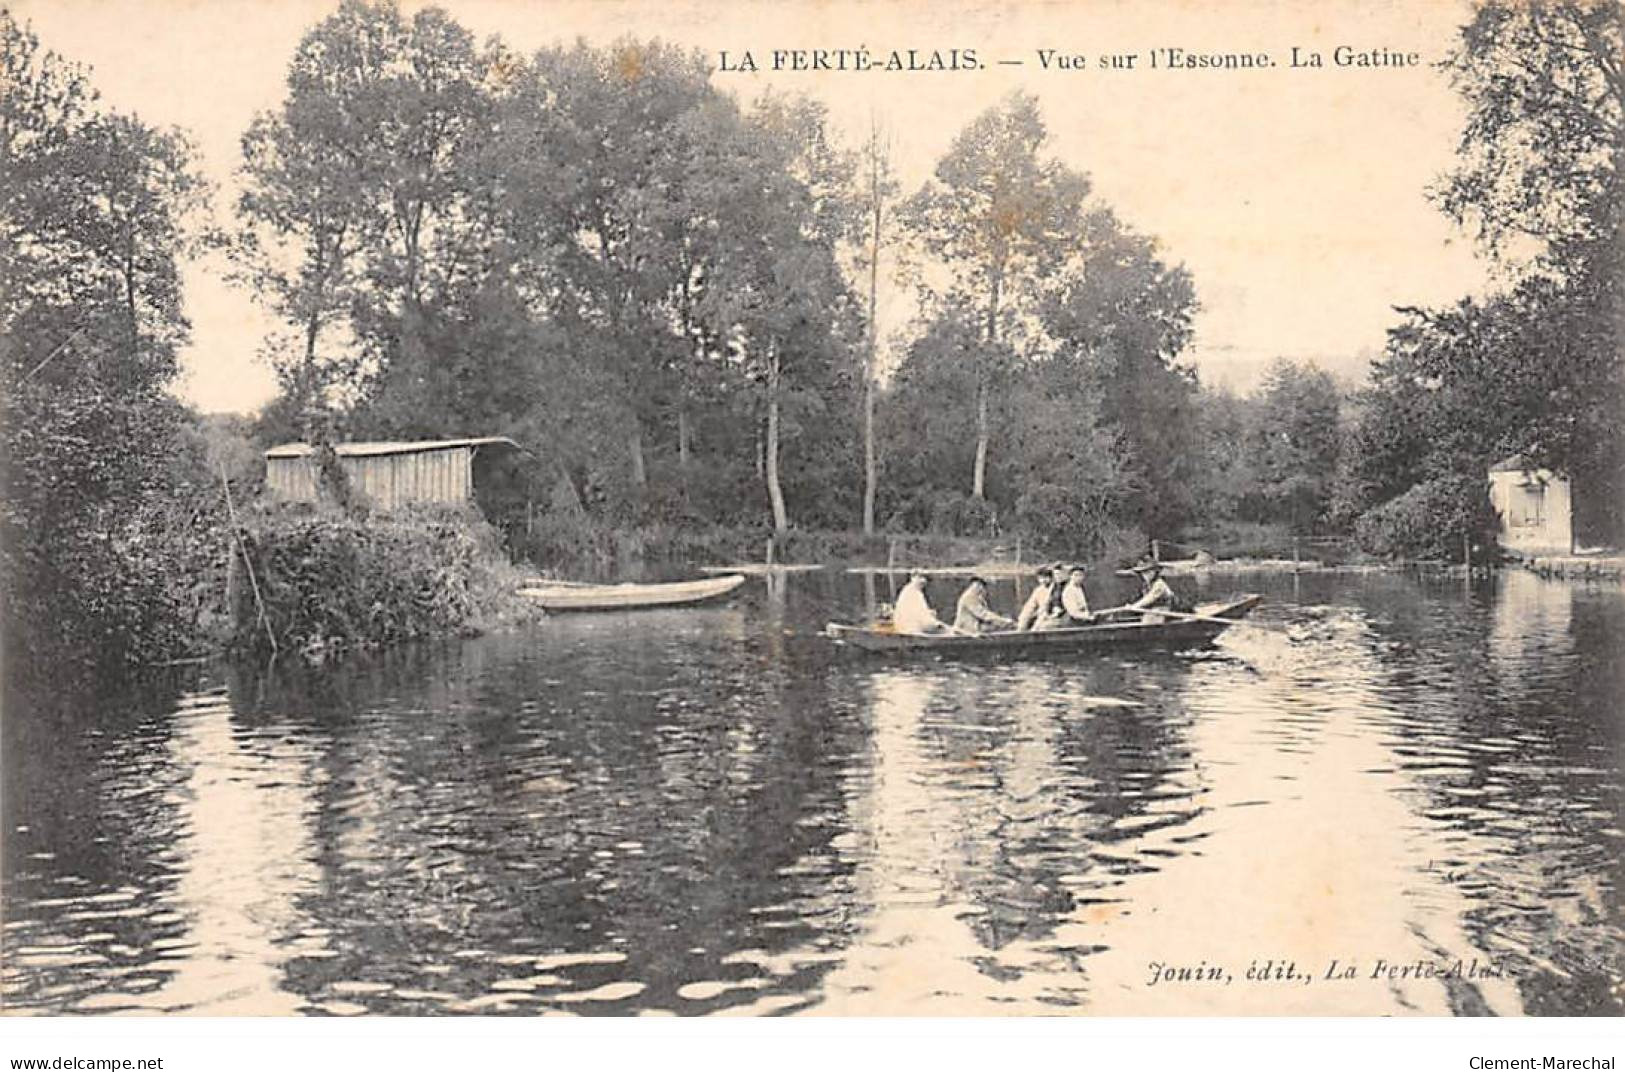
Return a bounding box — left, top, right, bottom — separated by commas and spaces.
518, 574, 746, 611
825, 595, 1263, 656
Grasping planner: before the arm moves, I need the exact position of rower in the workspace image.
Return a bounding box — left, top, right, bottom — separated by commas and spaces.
1122, 558, 1193, 620
893, 569, 950, 635
954, 576, 1014, 635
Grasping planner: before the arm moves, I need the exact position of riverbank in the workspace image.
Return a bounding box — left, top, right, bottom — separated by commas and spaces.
232, 504, 542, 662
1517, 552, 1625, 580
519, 521, 1036, 578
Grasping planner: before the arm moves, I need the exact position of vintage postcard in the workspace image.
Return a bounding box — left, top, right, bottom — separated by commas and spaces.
2, 0, 1620, 1041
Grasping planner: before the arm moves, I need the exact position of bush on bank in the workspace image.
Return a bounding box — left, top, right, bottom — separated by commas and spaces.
232, 505, 538, 662
0, 391, 240, 692
1353, 475, 1499, 562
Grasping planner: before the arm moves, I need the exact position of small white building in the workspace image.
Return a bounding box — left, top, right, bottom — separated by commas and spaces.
265, 437, 521, 511
1489, 454, 1573, 555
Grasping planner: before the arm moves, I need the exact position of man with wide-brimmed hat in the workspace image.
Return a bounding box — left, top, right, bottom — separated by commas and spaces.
1121, 557, 1191, 618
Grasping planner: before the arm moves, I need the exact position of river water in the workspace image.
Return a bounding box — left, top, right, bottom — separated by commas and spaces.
3, 568, 1621, 1016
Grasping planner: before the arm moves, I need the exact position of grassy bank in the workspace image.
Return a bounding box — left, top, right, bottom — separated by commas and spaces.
1166, 521, 1369, 565
1520, 554, 1625, 581
233, 504, 540, 662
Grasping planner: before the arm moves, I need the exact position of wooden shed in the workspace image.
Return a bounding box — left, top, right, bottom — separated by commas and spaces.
264, 437, 522, 511
1489, 453, 1574, 555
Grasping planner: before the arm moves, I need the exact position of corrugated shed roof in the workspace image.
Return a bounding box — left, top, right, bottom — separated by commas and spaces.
265, 437, 522, 460
1490, 453, 1539, 473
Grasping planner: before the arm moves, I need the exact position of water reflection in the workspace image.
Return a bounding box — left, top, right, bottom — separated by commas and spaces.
3, 570, 1620, 1016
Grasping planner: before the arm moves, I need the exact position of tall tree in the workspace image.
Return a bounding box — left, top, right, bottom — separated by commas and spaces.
1431, 0, 1624, 540
1439, 0, 1623, 267
877, 312, 987, 526
505, 39, 725, 492
697, 94, 857, 534
1037, 214, 1198, 536
233, 70, 371, 424
1191, 384, 1258, 527
1247, 359, 1343, 533
900, 92, 1089, 500
347, 4, 504, 424
1, 11, 211, 679
235, 0, 506, 438
851, 116, 898, 536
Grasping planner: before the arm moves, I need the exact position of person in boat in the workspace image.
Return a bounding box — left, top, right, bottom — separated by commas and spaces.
1059, 564, 1095, 624
1031, 562, 1092, 630
1015, 566, 1063, 631
954, 576, 1014, 635
1120, 559, 1194, 620
893, 569, 951, 635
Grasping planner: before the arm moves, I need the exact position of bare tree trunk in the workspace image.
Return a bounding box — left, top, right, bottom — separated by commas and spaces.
973, 374, 989, 500
765, 342, 789, 534
859, 115, 895, 534
864, 376, 877, 534
678, 406, 691, 471
974, 270, 1003, 501
123, 247, 139, 357
299, 307, 322, 431
554, 462, 584, 514
863, 192, 881, 536
629, 423, 647, 487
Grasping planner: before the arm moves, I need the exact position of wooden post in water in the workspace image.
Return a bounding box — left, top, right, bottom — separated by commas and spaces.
1292, 536, 1300, 574
886, 536, 899, 600
220, 461, 277, 656
1152, 539, 1160, 563
1463, 531, 1472, 582
766, 535, 776, 569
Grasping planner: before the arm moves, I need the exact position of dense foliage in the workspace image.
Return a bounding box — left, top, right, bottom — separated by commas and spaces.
1353, 474, 1501, 562
1341, 0, 1624, 555
235, 12, 863, 538
230, 13, 1220, 554
232, 506, 536, 661
0, 12, 218, 685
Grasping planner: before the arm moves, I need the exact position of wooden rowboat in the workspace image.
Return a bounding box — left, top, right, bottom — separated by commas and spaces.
824, 595, 1264, 656
517, 574, 746, 612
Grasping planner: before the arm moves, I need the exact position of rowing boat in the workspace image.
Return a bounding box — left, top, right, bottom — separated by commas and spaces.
824, 594, 1264, 655
517, 574, 746, 612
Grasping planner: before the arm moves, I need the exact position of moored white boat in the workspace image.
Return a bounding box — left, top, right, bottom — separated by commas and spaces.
517, 573, 746, 611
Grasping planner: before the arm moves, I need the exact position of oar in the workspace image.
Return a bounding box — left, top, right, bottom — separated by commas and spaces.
1122, 607, 1297, 637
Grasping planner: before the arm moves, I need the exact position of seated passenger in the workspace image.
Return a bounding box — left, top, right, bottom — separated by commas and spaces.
1060, 564, 1094, 623
893, 570, 950, 634
1015, 567, 1058, 631
954, 576, 1014, 635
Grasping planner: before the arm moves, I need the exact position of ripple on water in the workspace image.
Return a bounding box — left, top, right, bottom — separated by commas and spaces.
531, 951, 628, 971
677, 978, 769, 1001
551, 981, 646, 1003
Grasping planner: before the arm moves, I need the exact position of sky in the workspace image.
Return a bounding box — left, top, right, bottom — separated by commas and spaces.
15, 0, 1495, 413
